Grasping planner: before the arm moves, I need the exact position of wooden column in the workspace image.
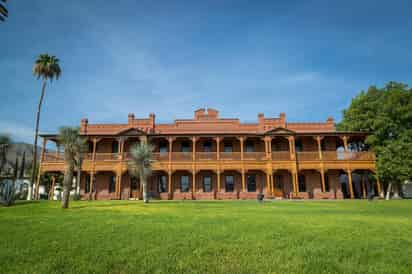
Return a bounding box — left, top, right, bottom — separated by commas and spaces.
35, 138, 48, 199
316, 136, 323, 160
241, 169, 246, 192
88, 172, 95, 200
192, 137, 197, 161
270, 172, 274, 196
168, 171, 172, 199
168, 137, 174, 167
361, 175, 366, 199
266, 171, 271, 196
347, 169, 354, 199
216, 137, 220, 160
342, 136, 349, 152
239, 137, 244, 161
288, 136, 296, 160
320, 169, 326, 192
192, 170, 196, 195
92, 138, 97, 161
291, 171, 297, 194
117, 172, 123, 200
295, 172, 300, 193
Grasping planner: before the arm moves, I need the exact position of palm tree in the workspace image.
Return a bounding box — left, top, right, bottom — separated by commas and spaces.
58, 127, 86, 209
0, 0, 8, 22
74, 139, 87, 197
29, 54, 61, 200
0, 134, 11, 176
128, 142, 153, 203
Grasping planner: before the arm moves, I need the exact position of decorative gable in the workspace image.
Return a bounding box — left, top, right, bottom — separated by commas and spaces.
265, 127, 295, 135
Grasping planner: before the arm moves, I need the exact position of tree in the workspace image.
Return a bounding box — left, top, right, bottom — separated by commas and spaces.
29, 54, 61, 200
128, 142, 153, 203
0, 134, 11, 176
19, 151, 26, 179
74, 137, 87, 197
0, 0, 8, 22
58, 127, 86, 209
338, 82, 412, 198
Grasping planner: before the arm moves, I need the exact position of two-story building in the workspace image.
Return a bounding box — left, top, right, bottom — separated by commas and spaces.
37, 108, 380, 200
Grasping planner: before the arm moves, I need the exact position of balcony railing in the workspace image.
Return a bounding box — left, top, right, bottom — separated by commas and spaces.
271, 151, 291, 161
243, 152, 266, 161
42, 151, 376, 163
220, 152, 241, 161
196, 152, 217, 161
296, 152, 320, 161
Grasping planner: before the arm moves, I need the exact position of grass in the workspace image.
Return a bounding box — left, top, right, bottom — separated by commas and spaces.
0, 200, 411, 274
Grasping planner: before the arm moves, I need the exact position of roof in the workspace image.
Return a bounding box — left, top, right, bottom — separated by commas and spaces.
39, 109, 370, 138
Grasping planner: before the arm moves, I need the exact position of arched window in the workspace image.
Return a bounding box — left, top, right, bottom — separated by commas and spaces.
298, 175, 306, 192
225, 175, 234, 192
247, 175, 256, 192
109, 175, 116, 193
203, 176, 212, 192
181, 175, 189, 192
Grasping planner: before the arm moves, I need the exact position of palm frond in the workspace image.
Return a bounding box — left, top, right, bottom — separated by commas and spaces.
0, 2, 8, 22
128, 143, 154, 179
33, 54, 62, 81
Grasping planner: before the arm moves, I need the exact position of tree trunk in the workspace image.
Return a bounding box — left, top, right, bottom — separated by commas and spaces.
62, 162, 74, 209
29, 80, 47, 200
393, 183, 401, 199
385, 182, 392, 200
141, 175, 149, 203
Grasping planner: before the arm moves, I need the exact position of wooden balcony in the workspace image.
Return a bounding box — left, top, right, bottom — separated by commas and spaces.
42, 151, 376, 164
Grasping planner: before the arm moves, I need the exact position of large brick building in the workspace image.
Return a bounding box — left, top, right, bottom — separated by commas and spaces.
38, 108, 380, 200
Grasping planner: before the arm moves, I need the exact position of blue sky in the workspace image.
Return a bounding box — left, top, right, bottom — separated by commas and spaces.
2, 0, 412, 142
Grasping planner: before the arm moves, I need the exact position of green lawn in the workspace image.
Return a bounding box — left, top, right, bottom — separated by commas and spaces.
1, 200, 411, 274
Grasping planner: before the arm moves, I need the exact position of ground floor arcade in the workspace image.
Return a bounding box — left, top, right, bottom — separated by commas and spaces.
42, 168, 382, 200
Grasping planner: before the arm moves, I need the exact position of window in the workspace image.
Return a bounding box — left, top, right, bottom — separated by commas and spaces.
324, 174, 330, 192
130, 177, 139, 191
274, 175, 283, 190
203, 141, 212, 152
181, 175, 189, 192
159, 142, 168, 153
112, 141, 119, 153
247, 175, 256, 192
203, 176, 212, 192
298, 175, 306, 192
158, 175, 167, 193
245, 141, 254, 152
109, 176, 116, 193
295, 140, 303, 152
225, 175, 234, 192
224, 143, 233, 153
181, 141, 190, 153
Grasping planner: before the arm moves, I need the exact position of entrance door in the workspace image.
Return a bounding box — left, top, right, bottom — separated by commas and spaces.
273, 175, 284, 198
130, 177, 140, 199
